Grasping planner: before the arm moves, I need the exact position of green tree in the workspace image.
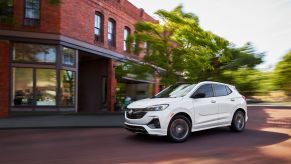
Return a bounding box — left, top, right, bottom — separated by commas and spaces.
213, 43, 265, 95
222, 42, 264, 70
222, 68, 263, 95
273, 51, 291, 95
132, 5, 229, 85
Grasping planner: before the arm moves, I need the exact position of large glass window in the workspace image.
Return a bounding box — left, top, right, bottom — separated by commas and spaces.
11, 43, 77, 109
94, 12, 103, 42
124, 27, 130, 51
36, 69, 56, 106
24, 0, 40, 26
60, 70, 75, 106
12, 68, 34, 106
108, 18, 116, 47
62, 47, 76, 66
13, 43, 56, 63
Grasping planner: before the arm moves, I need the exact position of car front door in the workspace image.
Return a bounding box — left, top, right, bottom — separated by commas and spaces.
191, 84, 219, 129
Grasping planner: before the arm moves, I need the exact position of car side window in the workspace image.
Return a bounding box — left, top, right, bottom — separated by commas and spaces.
213, 84, 228, 97
225, 86, 232, 95
193, 84, 214, 98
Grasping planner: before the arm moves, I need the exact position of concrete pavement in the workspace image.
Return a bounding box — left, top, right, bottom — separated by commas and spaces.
0, 113, 124, 129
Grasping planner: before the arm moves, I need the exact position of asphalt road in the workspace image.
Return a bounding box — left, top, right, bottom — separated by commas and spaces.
0, 106, 290, 164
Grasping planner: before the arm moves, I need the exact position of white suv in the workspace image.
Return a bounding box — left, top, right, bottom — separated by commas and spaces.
124, 81, 248, 142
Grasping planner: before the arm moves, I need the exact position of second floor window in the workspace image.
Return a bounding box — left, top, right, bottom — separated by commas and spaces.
94, 12, 103, 42
123, 27, 130, 51
0, 0, 13, 17
108, 18, 116, 47
24, 0, 40, 26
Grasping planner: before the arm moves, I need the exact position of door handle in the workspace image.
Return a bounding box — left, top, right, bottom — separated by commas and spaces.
211, 100, 216, 103
230, 98, 235, 101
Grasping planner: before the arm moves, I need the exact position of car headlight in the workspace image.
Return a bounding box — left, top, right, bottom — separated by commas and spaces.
145, 104, 169, 111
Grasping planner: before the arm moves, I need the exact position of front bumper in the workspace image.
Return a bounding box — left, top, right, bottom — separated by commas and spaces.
124, 123, 148, 134
124, 110, 169, 136
124, 122, 167, 136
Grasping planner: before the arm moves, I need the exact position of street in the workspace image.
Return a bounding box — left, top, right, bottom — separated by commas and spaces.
0, 106, 290, 164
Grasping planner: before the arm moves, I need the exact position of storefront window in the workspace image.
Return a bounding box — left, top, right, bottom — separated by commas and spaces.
12, 68, 34, 106
62, 47, 76, 66
13, 43, 56, 63
11, 43, 77, 109
60, 70, 75, 106
36, 69, 56, 106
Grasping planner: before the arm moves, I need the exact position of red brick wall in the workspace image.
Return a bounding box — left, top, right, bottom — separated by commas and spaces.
0, 0, 156, 57
60, 0, 156, 55
0, 41, 9, 118
107, 59, 117, 112
0, 0, 61, 34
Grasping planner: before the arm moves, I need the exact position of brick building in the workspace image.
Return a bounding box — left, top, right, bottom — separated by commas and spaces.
0, 0, 160, 117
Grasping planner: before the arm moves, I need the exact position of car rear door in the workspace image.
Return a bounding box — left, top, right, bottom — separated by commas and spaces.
213, 84, 237, 125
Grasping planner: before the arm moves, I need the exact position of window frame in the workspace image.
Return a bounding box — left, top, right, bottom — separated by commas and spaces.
123, 26, 131, 51
10, 42, 78, 110
24, 0, 41, 26
59, 69, 76, 107
11, 67, 34, 106
62, 46, 76, 67
108, 18, 116, 47
94, 11, 104, 42
35, 68, 57, 106
11, 67, 58, 107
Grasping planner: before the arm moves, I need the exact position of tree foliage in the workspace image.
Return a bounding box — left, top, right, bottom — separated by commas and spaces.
124, 5, 267, 95
132, 5, 230, 85
273, 51, 291, 95
115, 61, 155, 81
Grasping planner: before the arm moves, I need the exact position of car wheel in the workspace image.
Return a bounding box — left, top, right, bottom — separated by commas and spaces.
167, 115, 191, 143
230, 110, 245, 132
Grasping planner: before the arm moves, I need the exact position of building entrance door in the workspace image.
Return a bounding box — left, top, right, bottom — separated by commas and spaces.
78, 52, 108, 112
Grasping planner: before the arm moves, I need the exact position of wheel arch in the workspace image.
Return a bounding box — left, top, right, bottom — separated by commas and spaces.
171, 112, 192, 128
233, 108, 247, 119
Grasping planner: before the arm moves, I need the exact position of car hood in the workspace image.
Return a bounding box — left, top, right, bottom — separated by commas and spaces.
127, 97, 183, 109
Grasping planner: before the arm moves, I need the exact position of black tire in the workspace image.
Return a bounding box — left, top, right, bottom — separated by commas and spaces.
230, 110, 245, 132
167, 115, 191, 143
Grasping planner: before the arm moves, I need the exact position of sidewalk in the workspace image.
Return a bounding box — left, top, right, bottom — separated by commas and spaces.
0, 113, 124, 129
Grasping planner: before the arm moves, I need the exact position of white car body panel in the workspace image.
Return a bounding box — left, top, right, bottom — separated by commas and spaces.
124, 81, 247, 136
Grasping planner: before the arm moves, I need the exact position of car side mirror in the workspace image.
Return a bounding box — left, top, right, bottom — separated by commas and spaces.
192, 93, 206, 99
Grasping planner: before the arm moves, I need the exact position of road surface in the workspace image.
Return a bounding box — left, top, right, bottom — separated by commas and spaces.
0, 106, 290, 164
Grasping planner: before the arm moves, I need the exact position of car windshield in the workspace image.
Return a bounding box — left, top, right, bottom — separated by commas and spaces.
154, 83, 196, 98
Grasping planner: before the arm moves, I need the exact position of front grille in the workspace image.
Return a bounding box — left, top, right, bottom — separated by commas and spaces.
126, 111, 147, 119
124, 124, 148, 134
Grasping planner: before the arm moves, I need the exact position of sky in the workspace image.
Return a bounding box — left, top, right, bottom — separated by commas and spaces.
128, 0, 291, 71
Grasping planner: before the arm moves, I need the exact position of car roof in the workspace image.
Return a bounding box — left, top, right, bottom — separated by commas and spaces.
174, 81, 234, 88
198, 81, 235, 88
